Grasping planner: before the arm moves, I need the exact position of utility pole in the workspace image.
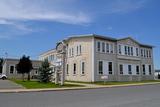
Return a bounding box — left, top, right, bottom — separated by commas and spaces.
56, 41, 66, 86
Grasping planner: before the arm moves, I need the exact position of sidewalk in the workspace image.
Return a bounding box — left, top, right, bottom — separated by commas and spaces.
0, 82, 160, 93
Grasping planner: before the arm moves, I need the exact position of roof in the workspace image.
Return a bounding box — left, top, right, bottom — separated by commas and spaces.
39, 48, 56, 56
3, 58, 42, 64
118, 37, 154, 48
65, 34, 154, 48
65, 34, 117, 42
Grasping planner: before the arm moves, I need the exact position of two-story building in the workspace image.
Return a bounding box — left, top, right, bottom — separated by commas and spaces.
39, 34, 154, 82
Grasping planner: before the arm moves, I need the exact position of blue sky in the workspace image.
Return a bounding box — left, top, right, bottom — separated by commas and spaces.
0, 0, 160, 69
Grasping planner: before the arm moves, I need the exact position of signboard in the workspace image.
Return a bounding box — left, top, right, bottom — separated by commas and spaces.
56, 42, 65, 53
101, 75, 108, 80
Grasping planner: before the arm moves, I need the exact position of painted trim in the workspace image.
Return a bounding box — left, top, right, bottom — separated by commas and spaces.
91, 37, 95, 82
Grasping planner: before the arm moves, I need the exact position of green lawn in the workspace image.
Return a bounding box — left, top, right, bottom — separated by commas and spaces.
12, 80, 83, 89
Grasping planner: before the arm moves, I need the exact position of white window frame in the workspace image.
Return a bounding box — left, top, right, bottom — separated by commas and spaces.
80, 61, 85, 75
9, 65, 15, 74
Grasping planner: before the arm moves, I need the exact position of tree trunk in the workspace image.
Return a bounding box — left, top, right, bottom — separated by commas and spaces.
22, 73, 25, 81
27, 72, 30, 81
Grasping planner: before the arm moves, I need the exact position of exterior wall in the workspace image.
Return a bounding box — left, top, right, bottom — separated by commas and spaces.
65, 37, 93, 82
94, 38, 117, 81
2, 59, 42, 79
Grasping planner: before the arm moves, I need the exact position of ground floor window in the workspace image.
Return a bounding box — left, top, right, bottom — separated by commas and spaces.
66, 64, 69, 75
81, 61, 85, 75
73, 63, 76, 74
108, 62, 113, 74
10, 65, 14, 74
136, 66, 140, 75
128, 65, 132, 75
119, 64, 123, 74
149, 65, 152, 75
142, 65, 145, 75
98, 61, 103, 75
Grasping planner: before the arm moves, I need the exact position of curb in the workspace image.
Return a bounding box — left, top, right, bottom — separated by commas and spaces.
0, 82, 160, 93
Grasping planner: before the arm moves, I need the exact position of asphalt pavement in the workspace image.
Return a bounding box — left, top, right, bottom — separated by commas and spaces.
0, 80, 24, 89
0, 84, 160, 107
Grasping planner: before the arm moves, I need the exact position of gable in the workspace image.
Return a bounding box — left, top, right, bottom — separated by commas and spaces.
117, 37, 139, 47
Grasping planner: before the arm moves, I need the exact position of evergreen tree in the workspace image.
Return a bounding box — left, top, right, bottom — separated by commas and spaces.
39, 59, 53, 83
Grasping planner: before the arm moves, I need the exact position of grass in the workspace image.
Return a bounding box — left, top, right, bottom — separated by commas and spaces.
11, 79, 83, 89
66, 80, 160, 85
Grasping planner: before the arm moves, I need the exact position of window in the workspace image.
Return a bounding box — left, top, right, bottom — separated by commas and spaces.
149, 50, 151, 58
10, 65, 14, 74
144, 49, 146, 58
79, 45, 82, 54
108, 62, 112, 74
136, 66, 140, 75
136, 48, 139, 56
66, 64, 69, 75
141, 49, 143, 57
142, 65, 145, 75
119, 64, 123, 74
72, 48, 74, 56
102, 42, 105, 52
76, 46, 79, 55
98, 61, 103, 74
146, 50, 149, 58
106, 43, 109, 53
149, 65, 152, 75
125, 46, 127, 55
128, 47, 130, 55
73, 63, 76, 74
128, 65, 132, 75
118, 45, 121, 54
131, 47, 133, 56
69, 49, 71, 57
97, 41, 101, 52
110, 44, 113, 53
81, 62, 85, 75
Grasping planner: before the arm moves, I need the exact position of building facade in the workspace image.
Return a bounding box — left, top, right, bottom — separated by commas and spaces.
2, 58, 42, 79
40, 34, 154, 82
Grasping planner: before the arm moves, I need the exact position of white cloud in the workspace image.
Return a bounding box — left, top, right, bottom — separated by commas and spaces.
0, 0, 91, 25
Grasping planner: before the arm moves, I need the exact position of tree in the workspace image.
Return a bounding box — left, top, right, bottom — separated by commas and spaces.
39, 59, 53, 83
0, 58, 3, 74
16, 55, 33, 81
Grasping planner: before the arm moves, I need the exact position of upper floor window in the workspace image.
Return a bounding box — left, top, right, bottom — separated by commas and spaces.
141, 49, 143, 57
79, 45, 82, 54
76, 46, 79, 55
110, 44, 114, 53
136, 48, 139, 56
102, 42, 105, 53
97, 41, 101, 52
125, 46, 127, 55
128, 47, 130, 56
118, 45, 122, 54
106, 43, 109, 53
72, 48, 74, 56
131, 47, 133, 56
149, 50, 151, 58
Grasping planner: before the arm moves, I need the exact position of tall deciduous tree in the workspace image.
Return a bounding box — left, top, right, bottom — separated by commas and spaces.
16, 55, 33, 81
39, 59, 53, 83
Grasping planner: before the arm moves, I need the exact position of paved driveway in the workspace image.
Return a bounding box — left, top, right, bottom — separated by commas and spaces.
0, 80, 24, 89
